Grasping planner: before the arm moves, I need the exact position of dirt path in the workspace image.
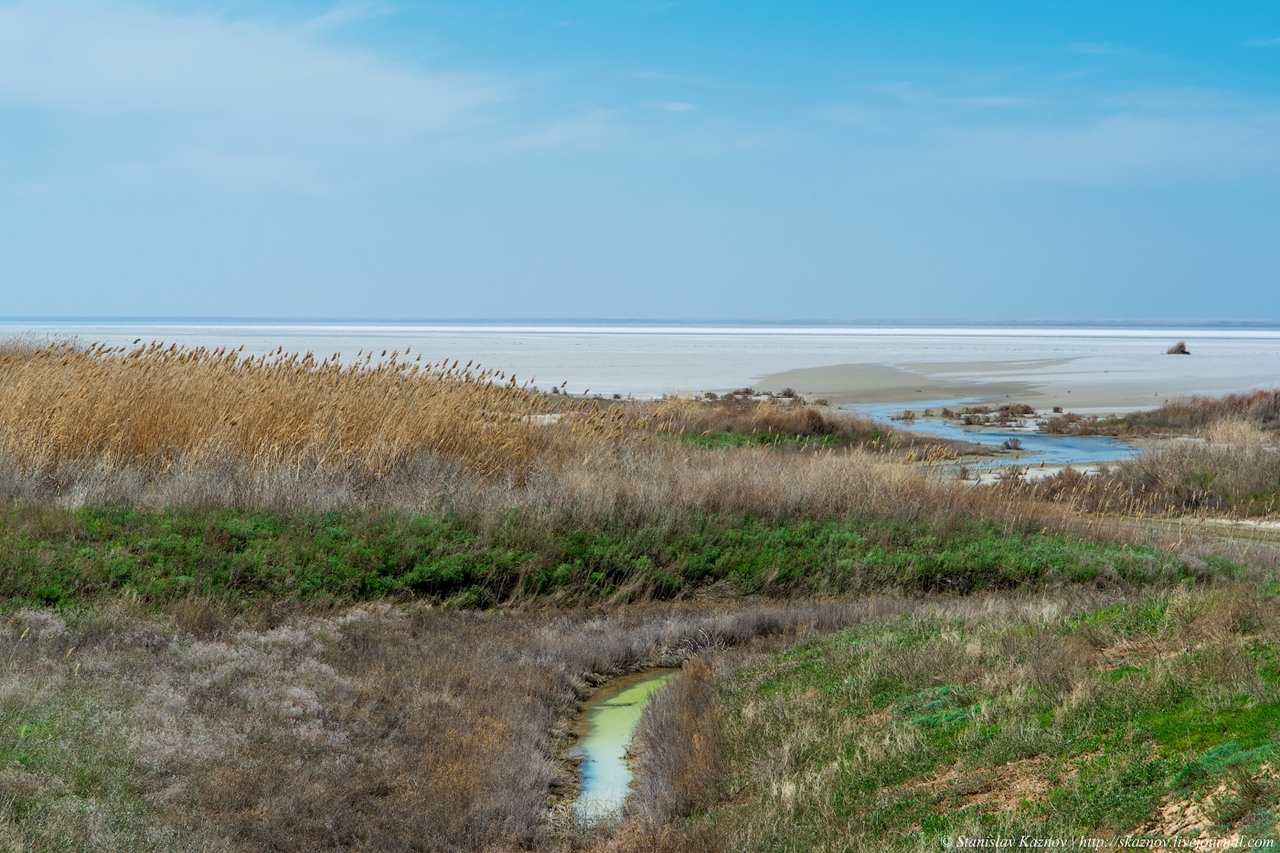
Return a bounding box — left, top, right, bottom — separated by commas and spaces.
1107, 513, 1280, 551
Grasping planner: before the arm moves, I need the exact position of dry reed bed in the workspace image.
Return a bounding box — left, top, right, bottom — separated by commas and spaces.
0, 339, 586, 482
0, 341, 1068, 527
3, 339, 1277, 555
0, 433, 1157, 567
0, 433, 969, 525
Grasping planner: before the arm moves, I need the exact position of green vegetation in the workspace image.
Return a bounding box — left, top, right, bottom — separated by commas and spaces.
0, 505, 1228, 610
0, 705, 184, 852
674, 589, 1280, 849
640, 392, 966, 457
1236, 486, 1280, 517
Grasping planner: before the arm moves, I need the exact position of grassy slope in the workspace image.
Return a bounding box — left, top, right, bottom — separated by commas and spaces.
689, 590, 1280, 850
0, 505, 1229, 610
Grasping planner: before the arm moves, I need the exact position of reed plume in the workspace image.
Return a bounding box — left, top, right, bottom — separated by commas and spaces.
0, 339, 560, 481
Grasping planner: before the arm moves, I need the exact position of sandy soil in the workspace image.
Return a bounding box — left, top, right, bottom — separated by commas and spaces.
751, 364, 1037, 404
756, 353, 1280, 412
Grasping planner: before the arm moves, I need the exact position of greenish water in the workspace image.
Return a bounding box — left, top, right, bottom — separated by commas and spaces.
574, 668, 679, 821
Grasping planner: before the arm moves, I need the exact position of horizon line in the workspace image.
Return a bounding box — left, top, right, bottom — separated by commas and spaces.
4, 317, 1280, 328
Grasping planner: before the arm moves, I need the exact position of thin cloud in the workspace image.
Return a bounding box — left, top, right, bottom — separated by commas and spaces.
820, 105, 875, 124
865, 83, 1034, 109
939, 104, 1280, 183
637, 1, 687, 13
1247, 37, 1280, 47
301, 2, 396, 33
950, 96, 1036, 108
0, 2, 501, 127
1101, 86, 1260, 114
822, 75, 1280, 185
1067, 41, 1139, 57
632, 71, 726, 89
487, 109, 620, 152
0, 0, 517, 189
643, 100, 697, 111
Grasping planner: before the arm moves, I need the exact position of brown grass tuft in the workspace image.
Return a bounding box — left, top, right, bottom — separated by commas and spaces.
625, 655, 724, 827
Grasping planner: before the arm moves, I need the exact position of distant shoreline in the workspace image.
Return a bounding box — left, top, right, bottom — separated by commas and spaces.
3, 317, 1280, 333
5, 320, 1279, 407
6, 318, 1280, 342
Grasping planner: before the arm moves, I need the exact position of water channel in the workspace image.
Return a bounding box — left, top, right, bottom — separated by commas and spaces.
573, 668, 679, 821
850, 400, 1141, 473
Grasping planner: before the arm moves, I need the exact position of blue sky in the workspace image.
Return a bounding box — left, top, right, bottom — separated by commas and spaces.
2, 1, 1278, 320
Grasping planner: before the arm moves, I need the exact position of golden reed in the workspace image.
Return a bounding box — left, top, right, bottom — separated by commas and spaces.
0, 339, 582, 480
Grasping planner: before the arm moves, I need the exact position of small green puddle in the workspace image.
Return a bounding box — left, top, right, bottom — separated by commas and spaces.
574, 668, 678, 821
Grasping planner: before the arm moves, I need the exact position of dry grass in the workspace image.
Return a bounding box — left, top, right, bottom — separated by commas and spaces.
1013, 421, 1280, 516
624, 656, 725, 827
0, 340, 980, 522
0, 429, 982, 527
4, 339, 1277, 544
1, 339, 918, 487
1132, 389, 1280, 432
8, 338, 1256, 562
0, 338, 581, 483
0, 597, 904, 853
1042, 388, 1280, 437
632, 395, 944, 453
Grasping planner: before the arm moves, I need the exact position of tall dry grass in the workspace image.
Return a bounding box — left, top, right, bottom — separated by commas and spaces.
1042, 388, 1280, 436
1133, 388, 1280, 432
1015, 420, 1280, 516
624, 655, 724, 825
5, 338, 1276, 552
0, 338, 584, 483
0, 339, 998, 528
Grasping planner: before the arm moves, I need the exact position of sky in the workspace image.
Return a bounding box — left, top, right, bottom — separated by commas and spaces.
1, 1, 1278, 321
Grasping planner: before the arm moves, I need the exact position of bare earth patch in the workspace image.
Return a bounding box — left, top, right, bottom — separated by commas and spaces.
906, 755, 1055, 814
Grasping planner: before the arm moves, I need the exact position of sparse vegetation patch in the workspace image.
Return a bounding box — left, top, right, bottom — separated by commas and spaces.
650, 587, 1280, 851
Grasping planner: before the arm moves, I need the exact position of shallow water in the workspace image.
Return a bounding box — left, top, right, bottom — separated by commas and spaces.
573, 669, 678, 821
852, 400, 1140, 471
